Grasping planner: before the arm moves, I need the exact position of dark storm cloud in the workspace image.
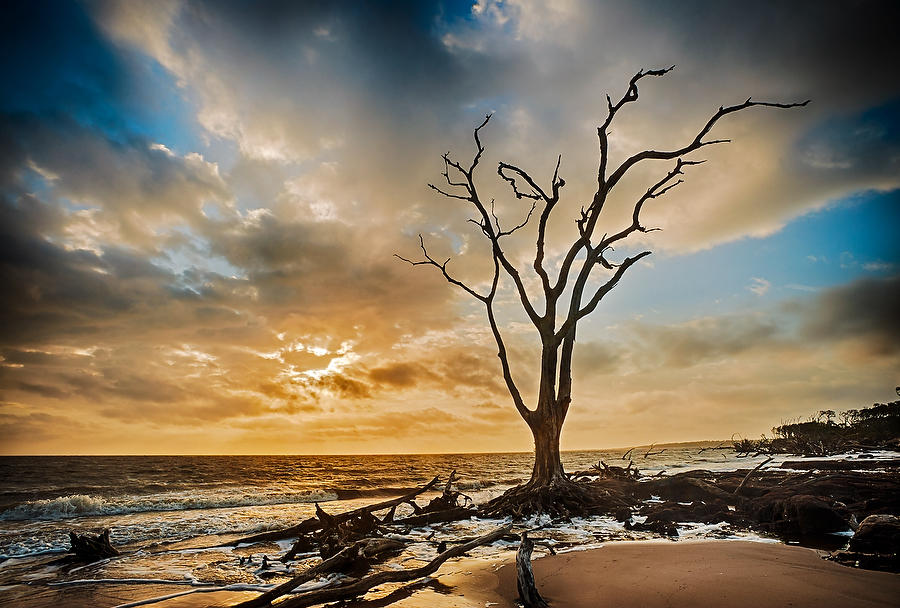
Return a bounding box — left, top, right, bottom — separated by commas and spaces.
1, 113, 228, 247
0, 412, 81, 447
1, 1, 127, 117
628, 315, 781, 370
627, 0, 900, 106
795, 99, 900, 175
368, 362, 434, 388
801, 274, 900, 354
365, 352, 505, 395
0, 195, 142, 344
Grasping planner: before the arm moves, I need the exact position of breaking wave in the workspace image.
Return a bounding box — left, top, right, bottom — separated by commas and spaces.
0, 489, 341, 521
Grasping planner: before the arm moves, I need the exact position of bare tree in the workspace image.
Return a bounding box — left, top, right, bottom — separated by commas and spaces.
398, 67, 806, 514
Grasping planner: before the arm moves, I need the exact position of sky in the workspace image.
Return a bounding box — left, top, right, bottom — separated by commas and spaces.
1, 0, 898, 455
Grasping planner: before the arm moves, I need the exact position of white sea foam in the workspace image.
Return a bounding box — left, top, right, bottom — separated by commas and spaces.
0, 488, 339, 521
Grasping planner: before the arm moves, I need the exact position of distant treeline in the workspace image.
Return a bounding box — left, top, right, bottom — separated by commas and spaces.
734, 399, 900, 456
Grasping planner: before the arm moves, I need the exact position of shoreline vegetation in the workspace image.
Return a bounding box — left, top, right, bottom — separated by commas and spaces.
733, 399, 900, 457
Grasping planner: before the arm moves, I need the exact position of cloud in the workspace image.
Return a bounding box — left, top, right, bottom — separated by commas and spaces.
1, 0, 898, 453
800, 274, 900, 355
748, 277, 771, 296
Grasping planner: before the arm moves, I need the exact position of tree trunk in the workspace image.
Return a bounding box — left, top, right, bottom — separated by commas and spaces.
529, 413, 565, 486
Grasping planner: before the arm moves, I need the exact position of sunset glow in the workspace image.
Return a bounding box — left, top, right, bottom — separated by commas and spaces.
1, 0, 897, 455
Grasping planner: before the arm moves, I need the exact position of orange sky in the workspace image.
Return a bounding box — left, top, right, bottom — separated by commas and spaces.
1, 0, 898, 454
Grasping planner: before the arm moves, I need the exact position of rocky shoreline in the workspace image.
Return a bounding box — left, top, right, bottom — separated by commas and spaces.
586, 460, 900, 571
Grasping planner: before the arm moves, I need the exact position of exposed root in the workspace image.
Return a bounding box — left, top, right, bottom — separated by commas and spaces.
479, 476, 630, 519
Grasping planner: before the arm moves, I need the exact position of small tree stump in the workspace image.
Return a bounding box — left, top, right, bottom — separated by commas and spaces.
516, 531, 549, 608
69, 529, 119, 562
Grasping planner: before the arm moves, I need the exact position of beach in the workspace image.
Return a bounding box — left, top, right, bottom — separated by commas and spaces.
489, 541, 900, 608
138, 540, 900, 608
2, 449, 898, 607
331, 541, 900, 608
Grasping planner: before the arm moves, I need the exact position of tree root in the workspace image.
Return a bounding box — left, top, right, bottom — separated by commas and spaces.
480, 477, 629, 519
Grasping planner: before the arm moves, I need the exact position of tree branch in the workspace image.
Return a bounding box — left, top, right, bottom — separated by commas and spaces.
394, 234, 487, 302
606, 98, 809, 191
427, 182, 471, 201
577, 251, 652, 322
555, 250, 652, 342
498, 162, 548, 201
492, 198, 537, 238
534, 155, 564, 300
598, 65, 676, 190
601, 157, 704, 249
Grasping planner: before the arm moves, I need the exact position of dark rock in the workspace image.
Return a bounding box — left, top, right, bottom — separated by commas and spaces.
641, 501, 733, 525
613, 506, 632, 522
641, 473, 734, 503
780, 459, 900, 471
625, 517, 679, 537
753, 494, 849, 536
849, 514, 900, 554
827, 550, 900, 573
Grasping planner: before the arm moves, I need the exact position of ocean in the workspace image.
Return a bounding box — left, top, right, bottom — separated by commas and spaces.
0, 447, 778, 606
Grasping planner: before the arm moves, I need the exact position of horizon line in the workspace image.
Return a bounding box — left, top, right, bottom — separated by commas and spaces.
0, 439, 733, 458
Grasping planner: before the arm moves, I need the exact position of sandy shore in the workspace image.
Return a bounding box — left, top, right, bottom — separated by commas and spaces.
482, 540, 900, 608
333, 540, 900, 608
17, 540, 899, 607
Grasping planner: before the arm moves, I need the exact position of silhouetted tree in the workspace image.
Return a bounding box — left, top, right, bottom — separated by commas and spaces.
398, 66, 806, 514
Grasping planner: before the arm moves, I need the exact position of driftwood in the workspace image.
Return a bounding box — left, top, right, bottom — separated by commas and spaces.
235, 537, 405, 608
734, 457, 774, 496
594, 459, 640, 480
233, 475, 441, 545
68, 529, 119, 562
419, 470, 471, 513
516, 531, 549, 608
392, 506, 475, 528
697, 441, 728, 454
236, 524, 511, 608
276, 472, 474, 563
643, 443, 667, 458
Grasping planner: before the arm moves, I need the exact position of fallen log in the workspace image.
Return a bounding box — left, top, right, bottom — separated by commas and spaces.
391, 506, 475, 528
232, 475, 441, 545
68, 529, 119, 562
516, 531, 548, 608
242, 524, 511, 608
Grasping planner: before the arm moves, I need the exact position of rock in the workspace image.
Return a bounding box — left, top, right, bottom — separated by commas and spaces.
641, 473, 734, 503
625, 517, 679, 537
641, 501, 733, 525
827, 550, 900, 573
753, 494, 848, 536
613, 506, 632, 522
849, 514, 900, 554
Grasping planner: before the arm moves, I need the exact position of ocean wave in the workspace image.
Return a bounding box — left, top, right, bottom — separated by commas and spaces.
331, 486, 420, 500
0, 489, 340, 521
0, 477, 519, 522
457, 477, 523, 491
